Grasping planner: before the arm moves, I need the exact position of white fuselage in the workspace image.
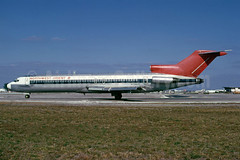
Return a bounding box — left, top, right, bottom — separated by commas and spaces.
7, 73, 203, 94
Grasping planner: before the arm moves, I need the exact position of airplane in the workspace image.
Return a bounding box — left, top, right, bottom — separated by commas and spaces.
5, 50, 228, 100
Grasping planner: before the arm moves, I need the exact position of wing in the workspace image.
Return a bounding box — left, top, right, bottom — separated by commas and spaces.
87, 86, 145, 93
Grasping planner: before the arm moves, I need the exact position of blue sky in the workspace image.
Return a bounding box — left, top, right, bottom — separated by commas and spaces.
0, 0, 240, 89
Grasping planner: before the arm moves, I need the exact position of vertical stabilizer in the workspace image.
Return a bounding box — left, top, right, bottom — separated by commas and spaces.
150, 50, 227, 77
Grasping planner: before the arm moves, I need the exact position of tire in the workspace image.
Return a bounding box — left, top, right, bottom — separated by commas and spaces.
25, 94, 30, 99
115, 94, 122, 100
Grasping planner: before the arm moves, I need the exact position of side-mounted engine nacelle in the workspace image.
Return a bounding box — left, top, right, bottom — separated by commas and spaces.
151, 77, 178, 84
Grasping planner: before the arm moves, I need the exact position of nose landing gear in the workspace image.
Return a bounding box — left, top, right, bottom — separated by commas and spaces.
25, 94, 30, 99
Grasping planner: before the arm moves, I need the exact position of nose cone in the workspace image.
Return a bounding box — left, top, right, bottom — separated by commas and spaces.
3, 83, 8, 91
7, 83, 11, 90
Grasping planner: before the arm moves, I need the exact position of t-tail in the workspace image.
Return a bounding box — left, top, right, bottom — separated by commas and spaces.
150, 50, 228, 77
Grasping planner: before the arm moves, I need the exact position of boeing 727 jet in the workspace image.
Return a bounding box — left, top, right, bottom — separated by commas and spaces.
6, 50, 227, 99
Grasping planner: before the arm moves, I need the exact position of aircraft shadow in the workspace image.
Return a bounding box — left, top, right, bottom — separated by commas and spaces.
166, 95, 190, 98
93, 98, 143, 102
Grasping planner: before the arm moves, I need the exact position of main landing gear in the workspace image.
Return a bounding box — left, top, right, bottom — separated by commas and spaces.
111, 92, 122, 100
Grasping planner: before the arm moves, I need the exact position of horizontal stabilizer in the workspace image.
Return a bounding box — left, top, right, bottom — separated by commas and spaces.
198, 50, 229, 56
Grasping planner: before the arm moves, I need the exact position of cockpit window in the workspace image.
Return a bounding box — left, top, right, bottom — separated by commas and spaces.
14, 79, 19, 82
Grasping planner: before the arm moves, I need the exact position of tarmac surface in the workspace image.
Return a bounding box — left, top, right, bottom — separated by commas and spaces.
1, 92, 240, 106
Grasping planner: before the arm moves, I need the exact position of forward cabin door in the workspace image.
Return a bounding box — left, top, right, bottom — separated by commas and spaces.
25, 77, 30, 86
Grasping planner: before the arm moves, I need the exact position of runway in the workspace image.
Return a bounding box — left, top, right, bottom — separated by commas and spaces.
1, 92, 240, 106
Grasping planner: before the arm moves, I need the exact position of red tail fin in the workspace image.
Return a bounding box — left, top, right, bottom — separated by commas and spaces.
150, 50, 227, 77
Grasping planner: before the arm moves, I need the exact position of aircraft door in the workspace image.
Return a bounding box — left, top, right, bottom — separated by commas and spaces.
25, 77, 30, 86
143, 76, 148, 84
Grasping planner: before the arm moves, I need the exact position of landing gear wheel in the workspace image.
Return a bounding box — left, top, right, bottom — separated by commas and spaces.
111, 92, 122, 100
113, 93, 122, 100
25, 94, 30, 99
115, 94, 122, 100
